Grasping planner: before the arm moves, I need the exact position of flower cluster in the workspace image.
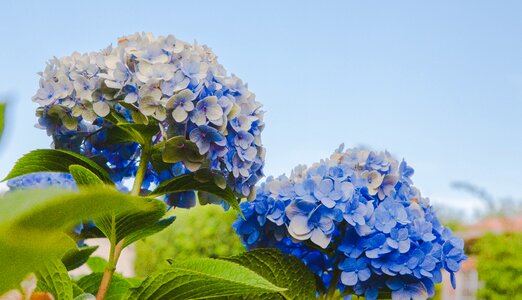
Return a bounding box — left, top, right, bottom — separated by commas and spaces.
7, 172, 77, 190
234, 145, 466, 299
33, 32, 265, 205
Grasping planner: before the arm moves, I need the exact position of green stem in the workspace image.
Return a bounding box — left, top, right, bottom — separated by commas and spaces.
131, 143, 151, 196
324, 259, 342, 300
97, 143, 151, 299
96, 239, 124, 300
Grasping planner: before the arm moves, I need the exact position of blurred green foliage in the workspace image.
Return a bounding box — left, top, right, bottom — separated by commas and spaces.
134, 204, 245, 277
473, 233, 522, 299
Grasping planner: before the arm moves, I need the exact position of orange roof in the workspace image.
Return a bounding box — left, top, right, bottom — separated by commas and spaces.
460, 215, 522, 240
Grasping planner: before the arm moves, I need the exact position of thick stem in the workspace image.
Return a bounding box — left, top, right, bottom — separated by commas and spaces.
131, 143, 151, 196
96, 240, 125, 300
325, 259, 342, 300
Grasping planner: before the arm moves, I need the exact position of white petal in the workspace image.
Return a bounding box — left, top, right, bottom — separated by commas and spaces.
310, 229, 331, 248
172, 107, 188, 122
288, 215, 312, 238
124, 93, 138, 103
93, 101, 110, 117
206, 105, 223, 121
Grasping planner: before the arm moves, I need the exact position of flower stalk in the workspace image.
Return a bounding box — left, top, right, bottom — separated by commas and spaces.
97, 143, 151, 300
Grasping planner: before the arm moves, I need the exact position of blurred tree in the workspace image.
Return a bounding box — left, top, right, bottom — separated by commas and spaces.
472, 233, 522, 299
134, 204, 245, 277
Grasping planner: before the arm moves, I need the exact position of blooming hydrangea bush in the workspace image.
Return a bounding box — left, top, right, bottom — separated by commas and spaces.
234, 145, 467, 299
32, 32, 265, 206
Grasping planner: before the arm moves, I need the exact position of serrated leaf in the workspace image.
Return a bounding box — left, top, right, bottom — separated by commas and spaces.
2, 149, 113, 184
124, 258, 286, 299
86, 257, 107, 273
0, 188, 163, 292
36, 259, 74, 300
94, 198, 168, 246
62, 246, 99, 271
223, 249, 317, 300
123, 216, 176, 247
149, 173, 242, 216
69, 165, 104, 188
77, 273, 131, 300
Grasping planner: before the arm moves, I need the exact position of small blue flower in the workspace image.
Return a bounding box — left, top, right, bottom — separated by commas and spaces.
189, 125, 226, 155
386, 276, 430, 300
386, 227, 411, 253
340, 257, 372, 286
374, 198, 409, 233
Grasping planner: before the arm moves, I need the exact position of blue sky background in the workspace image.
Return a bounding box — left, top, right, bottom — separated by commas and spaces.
1, 0, 521, 219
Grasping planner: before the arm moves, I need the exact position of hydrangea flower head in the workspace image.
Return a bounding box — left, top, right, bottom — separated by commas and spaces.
32, 32, 265, 206
234, 145, 466, 299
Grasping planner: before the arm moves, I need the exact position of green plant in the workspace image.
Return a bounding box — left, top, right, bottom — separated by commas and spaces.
135, 204, 244, 277
473, 233, 522, 299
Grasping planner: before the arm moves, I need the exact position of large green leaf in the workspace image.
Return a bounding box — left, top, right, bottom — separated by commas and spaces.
223, 249, 317, 300
122, 216, 176, 247
125, 258, 286, 299
94, 198, 168, 247
149, 170, 242, 215
0, 188, 163, 292
2, 149, 113, 184
36, 259, 74, 300
77, 273, 132, 300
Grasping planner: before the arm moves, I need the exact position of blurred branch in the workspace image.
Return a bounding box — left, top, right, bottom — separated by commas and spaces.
451, 180, 521, 218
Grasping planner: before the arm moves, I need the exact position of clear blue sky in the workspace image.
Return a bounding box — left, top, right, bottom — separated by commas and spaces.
1, 0, 521, 218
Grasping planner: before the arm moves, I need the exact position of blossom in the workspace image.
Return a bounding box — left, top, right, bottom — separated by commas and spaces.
340, 257, 372, 286
234, 145, 466, 299
167, 89, 196, 122
386, 277, 431, 300
32, 32, 265, 204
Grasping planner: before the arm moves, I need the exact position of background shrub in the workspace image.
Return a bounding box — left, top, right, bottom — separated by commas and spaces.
134, 204, 244, 277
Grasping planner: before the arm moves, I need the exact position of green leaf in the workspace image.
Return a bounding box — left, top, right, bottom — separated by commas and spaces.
0, 102, 5, 140
131, 110, 149, 125
69, 165, 104, 187
86, 257, 108, 273
161, 136, 204, 166
62, 246, 99, 271
76, 273, 132, 300
2, 149, 113, 184
36, 259, 74, 300
123, 216, 176, 247
72, 282, 87, 298
124, 258, 286, 300
104, 123, 158, 146
94, 197, 168, 246
223, 249, 317, 300
149, 171, 242, 216
0, 188, 164, 292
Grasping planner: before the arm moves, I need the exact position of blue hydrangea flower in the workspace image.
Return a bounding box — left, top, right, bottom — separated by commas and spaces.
234, 145, 466, 299
32, 33, 265, 208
